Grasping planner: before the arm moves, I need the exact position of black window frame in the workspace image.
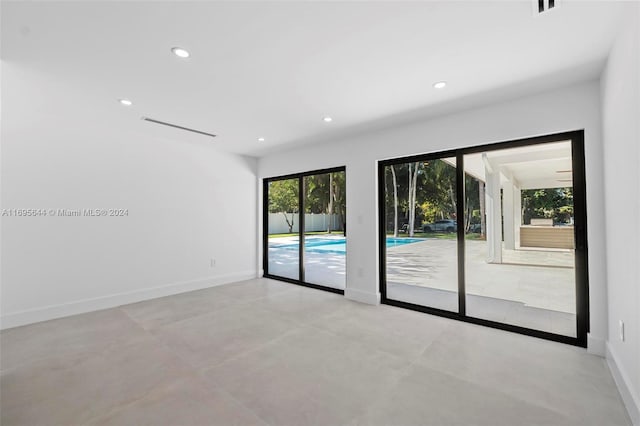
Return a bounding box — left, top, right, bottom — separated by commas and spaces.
377, 130, 589, 347
263, 166, 347, 295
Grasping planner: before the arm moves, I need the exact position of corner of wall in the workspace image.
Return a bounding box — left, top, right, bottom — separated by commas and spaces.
587, 333, 606, 357
600, 3, 640, 425
607, 343, 640, 426
345, 288, 380, 305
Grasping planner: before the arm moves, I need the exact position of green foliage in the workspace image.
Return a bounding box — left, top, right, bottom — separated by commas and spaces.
331, 172, 347, 233
417, 160, 457, 222
383, 154, 574, 234
304, 174, 329, 213
304, 172, 346, 232
268, 179, 298, 214
419, 200, 439, 224
384, 159, 457, 231
305, 171, 345, 204
268, 172, 346, 234
522, 187, 573, 224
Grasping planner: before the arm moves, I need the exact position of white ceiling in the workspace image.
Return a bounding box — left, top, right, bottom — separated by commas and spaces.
1, 1, 628, 157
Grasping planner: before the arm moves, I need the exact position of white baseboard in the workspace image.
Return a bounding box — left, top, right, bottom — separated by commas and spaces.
587, 333, 606, 356
345, 288, 380, 305
0, 270, 257, 330
607, 343, 640, 426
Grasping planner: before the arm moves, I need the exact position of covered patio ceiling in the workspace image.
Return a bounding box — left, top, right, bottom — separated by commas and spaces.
445, 140, 573, 190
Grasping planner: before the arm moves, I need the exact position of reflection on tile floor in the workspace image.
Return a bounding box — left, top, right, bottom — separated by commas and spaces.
387, 283, 576, 337
1, 278, 629, 426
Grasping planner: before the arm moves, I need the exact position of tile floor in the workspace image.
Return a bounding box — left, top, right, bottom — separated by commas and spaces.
0, 278, 631, 426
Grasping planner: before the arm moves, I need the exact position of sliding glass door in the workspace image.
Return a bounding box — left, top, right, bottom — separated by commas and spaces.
266, 178, 299, 281
382, 157, 459, 312
264, 167, 346, 292
463, 141, 578, 337
303, 172, 346, 290
379, 131, 588, 346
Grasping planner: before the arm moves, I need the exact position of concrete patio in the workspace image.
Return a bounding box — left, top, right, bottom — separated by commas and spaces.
268, 236, 576, 336
386, 239, 575, 337
267, 236, 346, 290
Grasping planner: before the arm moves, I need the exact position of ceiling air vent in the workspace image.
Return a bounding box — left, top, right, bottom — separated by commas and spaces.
534, 0, 558, 15
141, 117, 217, 138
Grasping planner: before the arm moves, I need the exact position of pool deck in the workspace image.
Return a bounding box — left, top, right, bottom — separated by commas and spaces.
267, 235, 576, 336
267, 235, 346, 288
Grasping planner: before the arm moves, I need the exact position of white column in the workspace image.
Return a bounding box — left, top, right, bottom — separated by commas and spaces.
514, 185, 522, 249
485, 169, 503, 263
503, 180, 515, 250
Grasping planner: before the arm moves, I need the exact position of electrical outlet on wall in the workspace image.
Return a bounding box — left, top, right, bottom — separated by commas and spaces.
619, 320, 625, 342
210, 258, 216, 268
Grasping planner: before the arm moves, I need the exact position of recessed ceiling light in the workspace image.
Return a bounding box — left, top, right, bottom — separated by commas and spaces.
171, 47, 190, 58
118, 99, 133, 106
323, 116, 333, 123
433, 81, 447, 89
257, 137, 265, 142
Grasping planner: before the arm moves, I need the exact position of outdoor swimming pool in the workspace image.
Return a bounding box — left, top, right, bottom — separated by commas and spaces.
271, 236, 423, 254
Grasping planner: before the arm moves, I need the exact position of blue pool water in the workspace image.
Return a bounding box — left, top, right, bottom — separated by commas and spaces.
272, 237, 422, 254
386, 237, 424, 248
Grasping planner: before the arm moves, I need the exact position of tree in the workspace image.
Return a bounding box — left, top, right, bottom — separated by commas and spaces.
330, 172, 346, 235
390, 165, 399, 237
460, 173, 481, 234
302, 172, 346, 234
304, 174, 329, 214
521, 187, 573, 225
327, 172, 334, 233
268, 179, 298, 233
479, 181, 486, 237
384, 159, 462, 236
407, 162, 420, 237
418, 159, 456, 223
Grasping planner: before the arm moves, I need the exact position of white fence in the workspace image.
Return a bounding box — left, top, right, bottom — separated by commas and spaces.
268, 213, 343, 234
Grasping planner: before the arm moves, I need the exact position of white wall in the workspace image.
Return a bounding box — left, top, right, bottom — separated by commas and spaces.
601, 3, 640, 424
258, 80, 607, 349
0, 62, 258, 329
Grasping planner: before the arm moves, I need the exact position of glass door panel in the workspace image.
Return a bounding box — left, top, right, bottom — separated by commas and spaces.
383, 158, 458, 312
463, 141, 577, 337
266, 178, 299, 280
303, 171, 347, 289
